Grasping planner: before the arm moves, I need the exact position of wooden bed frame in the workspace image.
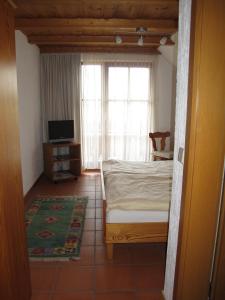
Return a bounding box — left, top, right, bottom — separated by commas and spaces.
100, 162, 169, 259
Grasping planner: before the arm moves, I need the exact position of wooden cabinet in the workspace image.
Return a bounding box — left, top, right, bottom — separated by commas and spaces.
43, 142, 81, 182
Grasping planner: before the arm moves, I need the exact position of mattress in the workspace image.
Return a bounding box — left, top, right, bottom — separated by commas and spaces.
106, 209, 169, 223
102, 159, 173, 212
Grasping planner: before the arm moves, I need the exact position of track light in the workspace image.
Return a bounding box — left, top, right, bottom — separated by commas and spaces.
136, 27, 147, 46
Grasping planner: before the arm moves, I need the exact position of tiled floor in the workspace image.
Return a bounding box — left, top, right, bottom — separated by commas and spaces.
27, 172, 166, 300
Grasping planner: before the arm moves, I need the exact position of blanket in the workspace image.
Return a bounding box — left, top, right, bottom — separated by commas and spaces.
103, 160, 173, 211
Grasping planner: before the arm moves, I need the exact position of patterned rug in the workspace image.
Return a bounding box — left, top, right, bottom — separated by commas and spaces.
25, 196, 88, 261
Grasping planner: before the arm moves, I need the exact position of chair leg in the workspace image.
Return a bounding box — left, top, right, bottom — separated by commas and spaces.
106, 243, 114, 260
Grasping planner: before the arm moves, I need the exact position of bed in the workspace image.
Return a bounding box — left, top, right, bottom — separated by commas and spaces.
101, 159, 173, 259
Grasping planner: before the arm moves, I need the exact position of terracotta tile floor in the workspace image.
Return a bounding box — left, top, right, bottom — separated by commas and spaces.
27, 172, 166, 300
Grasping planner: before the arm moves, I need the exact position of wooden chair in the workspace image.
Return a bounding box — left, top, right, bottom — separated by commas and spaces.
149, 132, 173, 161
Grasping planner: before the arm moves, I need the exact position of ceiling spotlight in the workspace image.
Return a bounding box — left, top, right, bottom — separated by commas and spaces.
136, 27, 147, 34
160, 36, 168, 45
115, 35, 122, 44
136, 27, 146, 46
137, 35, 144, 46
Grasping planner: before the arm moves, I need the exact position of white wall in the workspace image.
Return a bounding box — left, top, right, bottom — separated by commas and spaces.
158, 33, 178, 67
163, 0, 192, 299
15, 30, 43, 195
155, 54, 176, 148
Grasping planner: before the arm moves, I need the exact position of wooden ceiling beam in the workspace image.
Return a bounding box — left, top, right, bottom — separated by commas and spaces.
15, 0, 178, 3
38, 41, 160, 47
14, 1, 178, 20
21, 28, 176, 36
40, 45, 160, 54
16, 18, 178, 33
28, 34, 174, 46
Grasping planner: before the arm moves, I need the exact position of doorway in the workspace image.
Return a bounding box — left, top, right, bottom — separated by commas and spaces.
2, 1, 224, 299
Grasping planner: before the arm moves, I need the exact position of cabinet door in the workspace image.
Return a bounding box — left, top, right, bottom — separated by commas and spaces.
43, 143, 54, 179
70, 144, 81, 176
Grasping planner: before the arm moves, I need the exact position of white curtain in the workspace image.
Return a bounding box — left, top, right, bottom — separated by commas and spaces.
41, 54, 81, 142
81, 59, 156, 169
81, 64, 103, 169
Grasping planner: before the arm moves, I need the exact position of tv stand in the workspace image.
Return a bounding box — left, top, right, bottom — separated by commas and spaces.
52, 141, 72, 145
43, 142, 81, 182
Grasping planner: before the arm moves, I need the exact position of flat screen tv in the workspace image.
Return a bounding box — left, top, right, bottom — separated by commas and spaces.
48, 120, 74, 143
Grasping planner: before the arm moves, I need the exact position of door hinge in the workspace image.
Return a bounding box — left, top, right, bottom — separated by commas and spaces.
208, 281, 212, 300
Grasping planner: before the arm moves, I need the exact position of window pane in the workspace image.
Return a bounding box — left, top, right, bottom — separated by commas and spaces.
82, 65, 101, 100
108, 67, 128, 100
125, 101, 149, 161
82, 100, 102, 135
106, 101, 149, 161
107, 101, 126, 134
106, 101, 126, 159
127, 101, 149, 135
82, 99, 102, 168
81, 64, 102, 168
130, 67, 149, 100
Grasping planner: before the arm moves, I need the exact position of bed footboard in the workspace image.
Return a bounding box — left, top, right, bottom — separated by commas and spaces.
102, 200, 168, 259
105, 222, 168, 243
106, 243, 114, 260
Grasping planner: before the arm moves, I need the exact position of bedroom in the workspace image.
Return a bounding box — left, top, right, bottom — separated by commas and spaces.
0, 0, 225, 300
16, 26, 176, 300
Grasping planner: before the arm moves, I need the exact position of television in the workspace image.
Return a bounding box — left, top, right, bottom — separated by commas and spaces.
48, 120, 74, 143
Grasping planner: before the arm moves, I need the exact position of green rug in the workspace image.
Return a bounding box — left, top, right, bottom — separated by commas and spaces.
25, 196, 88, 261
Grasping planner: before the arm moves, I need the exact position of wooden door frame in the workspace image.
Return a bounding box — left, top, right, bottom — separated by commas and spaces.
173, 0, 225, 299
0, 1, 31, 299
211, 175, 225, 299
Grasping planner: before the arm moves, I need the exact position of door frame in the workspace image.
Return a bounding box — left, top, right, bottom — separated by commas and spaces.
2, 0, 225, 299
0, 1, 31, 299
173, 0, 225, 298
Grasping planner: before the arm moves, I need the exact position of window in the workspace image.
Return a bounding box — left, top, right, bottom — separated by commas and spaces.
81, 63, 152, 169
106, 66, 150, 161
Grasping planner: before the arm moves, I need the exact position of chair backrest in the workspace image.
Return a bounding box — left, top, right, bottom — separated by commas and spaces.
149, 132, 170, 151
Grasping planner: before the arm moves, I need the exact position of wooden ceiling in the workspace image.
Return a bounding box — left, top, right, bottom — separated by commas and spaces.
14, 0, 179, 54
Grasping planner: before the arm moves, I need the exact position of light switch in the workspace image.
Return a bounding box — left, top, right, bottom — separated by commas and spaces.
178, 147, 184, 164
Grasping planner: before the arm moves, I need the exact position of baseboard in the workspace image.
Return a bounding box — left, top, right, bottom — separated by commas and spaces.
161, 289, 166, 300
24, 172, 43, 208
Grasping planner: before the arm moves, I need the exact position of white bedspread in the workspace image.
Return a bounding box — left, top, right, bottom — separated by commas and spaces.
102, 160, 173, 212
